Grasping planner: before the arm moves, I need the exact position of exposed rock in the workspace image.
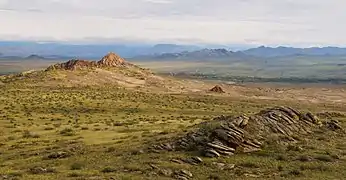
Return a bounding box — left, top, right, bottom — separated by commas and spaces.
205, 149, 220, 158
212, 162, 235, 170
46, 151, 70, 159
159, 169, 173, 177
29, 167, 56, 174
97, 52, 126, 67
191, 156, 203, 164
149, 164, 160, 170
152, 143, 174, 151
209, 85, 225, 93
163, 106, 342, 158
46, 52, 131, 71
174, 169, 193, 180
325, 119, 343, 131
171, 159, 185, 164
47, 59, 97, 71
182, 156, 203, 165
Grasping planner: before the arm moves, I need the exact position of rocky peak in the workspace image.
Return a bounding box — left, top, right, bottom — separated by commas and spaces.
97, 52, 126, 67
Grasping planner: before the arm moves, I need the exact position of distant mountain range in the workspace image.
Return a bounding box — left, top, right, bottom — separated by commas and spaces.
242, 46, 346, 57
133, 46, 346, 61
1, 41, 346, 60
0, 54, 71, 60
0, 41, 200, 59
135, 49, 249, 60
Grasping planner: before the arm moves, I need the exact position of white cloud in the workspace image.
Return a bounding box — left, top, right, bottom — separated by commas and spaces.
0, 0, 346, 46
142, 0, 173, 4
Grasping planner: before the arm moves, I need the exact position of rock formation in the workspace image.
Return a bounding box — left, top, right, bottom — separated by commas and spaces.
209, 85, 225, 93
97, 52, 126, 67
47, 59, 97, 71
46, 52, 131, 71
152, 106, 343, 158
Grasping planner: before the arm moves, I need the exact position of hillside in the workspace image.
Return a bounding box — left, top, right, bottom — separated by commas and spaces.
1, 52, 220, 93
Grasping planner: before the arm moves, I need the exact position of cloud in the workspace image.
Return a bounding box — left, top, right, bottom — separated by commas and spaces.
142, 0, 173, 4
0, 0, 345, 46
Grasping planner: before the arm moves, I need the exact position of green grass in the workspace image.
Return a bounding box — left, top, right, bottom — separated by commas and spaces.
0, 84, 345, 180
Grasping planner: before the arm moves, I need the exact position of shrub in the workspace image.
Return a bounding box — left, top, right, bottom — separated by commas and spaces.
289, 169, 303, 176
276, 154, 289, 161
238, 162, 260, 168
106, 147, 116, 153
44, 127, 54, 131
300, 164, 329, 172
315, 155, 334, 162
101, 167, 117, 173
59, 128, 76, 136
70, 162, 84, 170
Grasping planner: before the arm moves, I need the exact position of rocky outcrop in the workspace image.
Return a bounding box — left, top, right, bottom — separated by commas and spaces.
209, 85, 225, 93
46, 52, 131, 71
154, 106, 343, 157
47, 59, 97, 71
97, 52, 126, 67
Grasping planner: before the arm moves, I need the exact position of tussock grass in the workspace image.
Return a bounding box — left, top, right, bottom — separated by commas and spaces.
0, 84, 345, 179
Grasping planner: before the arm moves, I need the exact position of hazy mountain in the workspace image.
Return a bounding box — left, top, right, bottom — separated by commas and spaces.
2, 41, 346, 60
134, 46, 346, 61
25, 54, 46, 60
242, 46, 346, 57
148, 44, 200, 54
133, 48, 250, 61
0, 41, 202, 59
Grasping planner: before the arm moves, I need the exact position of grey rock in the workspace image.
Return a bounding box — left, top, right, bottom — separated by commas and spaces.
47, 151, 70, 159
205, 149, 220, 158
159, 169, 173, 177
207, 143, 235, 153
191, 156, 203, 163
212, 162, 235, 170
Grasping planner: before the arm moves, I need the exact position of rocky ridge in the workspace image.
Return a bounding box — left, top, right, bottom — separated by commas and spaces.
47, 52, 130, 71
152, 106, 344, 157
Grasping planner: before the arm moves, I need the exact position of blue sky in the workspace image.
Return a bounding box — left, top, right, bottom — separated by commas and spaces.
0, 0, 345, 46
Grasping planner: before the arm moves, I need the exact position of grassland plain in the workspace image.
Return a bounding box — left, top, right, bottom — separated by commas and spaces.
0, 80, 345, 180
0, 54, 346, 180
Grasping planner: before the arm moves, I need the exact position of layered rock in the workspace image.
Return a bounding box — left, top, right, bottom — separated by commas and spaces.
155, 106, 343, 157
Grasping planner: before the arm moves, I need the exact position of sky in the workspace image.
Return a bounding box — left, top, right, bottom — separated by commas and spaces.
0, 0, 345, 46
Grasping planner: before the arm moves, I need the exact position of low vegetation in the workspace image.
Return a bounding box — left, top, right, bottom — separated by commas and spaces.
0, 55, 345, 179
0, 83, 345, 180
